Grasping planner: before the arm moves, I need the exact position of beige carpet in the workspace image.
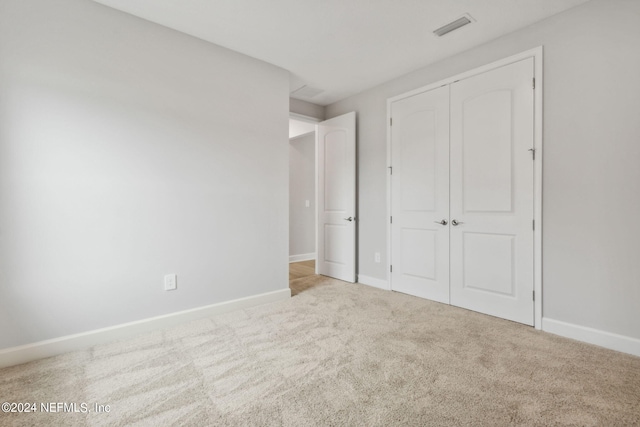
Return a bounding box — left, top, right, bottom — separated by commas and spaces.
1, 275, 639, 426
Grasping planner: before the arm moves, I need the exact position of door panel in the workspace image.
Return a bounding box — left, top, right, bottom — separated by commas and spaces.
317, 112, 356, 282
390, 86, 449, 303
462, 90, 513, 213
324, 131, 348, 211
400, 110, 437, 212
401, 228, 437, 280
462, 233, 515, 296
450, 58, 535, 325
323, 224, 348, 264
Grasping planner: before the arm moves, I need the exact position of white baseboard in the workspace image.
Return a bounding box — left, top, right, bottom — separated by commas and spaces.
542, 318, 640, 358
289, 253, 316, 263
358, 275, 390, 291
0, 288, 291, 369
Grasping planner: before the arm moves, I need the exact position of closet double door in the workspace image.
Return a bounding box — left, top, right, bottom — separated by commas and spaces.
390, 58, 535, 325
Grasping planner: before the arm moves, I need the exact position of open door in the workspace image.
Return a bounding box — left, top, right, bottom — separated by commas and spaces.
316, 112, 356, 282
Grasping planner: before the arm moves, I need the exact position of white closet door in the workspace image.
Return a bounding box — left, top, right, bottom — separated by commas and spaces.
449, 58, 535, 325
390, 86, 450, 303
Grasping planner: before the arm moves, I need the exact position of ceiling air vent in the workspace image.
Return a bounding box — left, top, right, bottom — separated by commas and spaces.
290, 85, 324, 99
433, 14, 474, 37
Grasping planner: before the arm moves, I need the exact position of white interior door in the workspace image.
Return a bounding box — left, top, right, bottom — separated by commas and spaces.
390, 86, 450, 303
316, 112, 356, 282
449, 58, 535, 325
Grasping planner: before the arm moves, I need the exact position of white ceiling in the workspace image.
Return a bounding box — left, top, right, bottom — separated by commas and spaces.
91, 0, 590, 106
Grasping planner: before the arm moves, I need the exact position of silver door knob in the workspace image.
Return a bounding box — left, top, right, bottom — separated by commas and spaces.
434, 219, 448, 226
451, 219, 463, 226
344, 217, 354, 222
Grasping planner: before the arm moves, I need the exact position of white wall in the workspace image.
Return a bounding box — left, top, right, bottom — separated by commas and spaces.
326, 0, 640, 340
289, 133, 316, 260
290, 98, 325, 120
289, 119, 316, 139
0, 0, 290, 349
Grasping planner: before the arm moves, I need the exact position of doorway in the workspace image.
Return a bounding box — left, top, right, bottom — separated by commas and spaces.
289, 114, 318, 264
288, 111, 358, 286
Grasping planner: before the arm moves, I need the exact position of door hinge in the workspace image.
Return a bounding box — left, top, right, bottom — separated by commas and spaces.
388, 166, 393, 175
532, 78, 535, 90
390, 117, 393, 126
390, 216, 393, 224
533, 290, 535, 301
532, 219, 535, 230
390, 265, 393, 273
528, 148, 536, 160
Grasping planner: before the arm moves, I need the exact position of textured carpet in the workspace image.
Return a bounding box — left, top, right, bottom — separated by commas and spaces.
1, 275, 640, 426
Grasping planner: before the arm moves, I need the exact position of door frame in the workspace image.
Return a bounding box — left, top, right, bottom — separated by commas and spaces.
290, 112, 320, 125
386, 46, 543, 329
289, 112, 320, 264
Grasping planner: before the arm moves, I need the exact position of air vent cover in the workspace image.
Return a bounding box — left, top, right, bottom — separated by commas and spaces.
291, 85, 324, 98
434, 14, 474, 37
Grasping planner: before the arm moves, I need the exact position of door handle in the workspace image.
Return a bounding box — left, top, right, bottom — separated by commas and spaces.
451, 219, 463, 226
343, 217, 354, 222
434, 219, 448, 226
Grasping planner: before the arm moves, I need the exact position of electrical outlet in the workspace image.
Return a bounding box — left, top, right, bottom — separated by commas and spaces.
164, 274, 177, 291
374, 252, 381, 263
